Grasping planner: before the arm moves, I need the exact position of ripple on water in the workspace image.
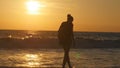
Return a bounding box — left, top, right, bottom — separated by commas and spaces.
0, 49, 120, 68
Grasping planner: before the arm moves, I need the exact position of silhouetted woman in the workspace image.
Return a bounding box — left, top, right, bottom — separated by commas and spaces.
58, 14, 74, 68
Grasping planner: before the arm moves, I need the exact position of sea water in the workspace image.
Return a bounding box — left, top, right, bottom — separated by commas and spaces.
0, 49, 120, 68
0, 30, 120, 41
0, 30, 120, 68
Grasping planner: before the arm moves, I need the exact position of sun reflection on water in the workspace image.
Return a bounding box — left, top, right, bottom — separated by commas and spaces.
24, 54, 43, 67
25, 54, 38, 60
27, 62, 39, 67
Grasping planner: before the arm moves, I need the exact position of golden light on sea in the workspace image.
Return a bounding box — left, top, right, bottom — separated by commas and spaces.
24, 54, 43, 67
25, 54, 38, 60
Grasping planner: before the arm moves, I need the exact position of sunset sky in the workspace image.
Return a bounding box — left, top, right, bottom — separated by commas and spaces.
0, 0, 120, 32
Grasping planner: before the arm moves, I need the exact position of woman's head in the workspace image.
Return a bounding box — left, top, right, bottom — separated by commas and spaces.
67, 14, 74, 22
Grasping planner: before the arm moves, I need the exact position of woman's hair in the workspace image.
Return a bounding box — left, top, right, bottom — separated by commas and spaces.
67, 14, 74, 22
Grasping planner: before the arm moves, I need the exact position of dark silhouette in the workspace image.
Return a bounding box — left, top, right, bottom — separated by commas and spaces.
58, 14, 74, 68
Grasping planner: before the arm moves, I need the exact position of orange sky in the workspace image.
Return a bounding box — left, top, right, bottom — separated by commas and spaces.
0, 0, 120, 32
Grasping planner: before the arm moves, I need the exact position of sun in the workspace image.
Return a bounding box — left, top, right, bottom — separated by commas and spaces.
26, 0, 44, 15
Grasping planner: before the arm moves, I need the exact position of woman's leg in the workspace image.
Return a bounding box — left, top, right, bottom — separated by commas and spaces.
63, 51, 67, 68
66, 47, 72, 68
62, 45, 72, 68
62, 46, 67, 68
67, 52, 72, 68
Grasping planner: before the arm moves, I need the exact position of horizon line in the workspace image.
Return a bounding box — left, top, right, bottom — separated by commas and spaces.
0, 29, 120, 33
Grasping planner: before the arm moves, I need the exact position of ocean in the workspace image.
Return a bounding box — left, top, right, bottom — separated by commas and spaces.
0, 30, 120, 68
0, 30, 120, 41
0, 49, 120, 68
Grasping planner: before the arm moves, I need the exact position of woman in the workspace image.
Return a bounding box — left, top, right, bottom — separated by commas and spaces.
58, 14, 74, 68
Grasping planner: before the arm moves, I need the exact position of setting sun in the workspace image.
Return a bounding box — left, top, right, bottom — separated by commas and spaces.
26, 0, 44, 15
0, 0, 120, 32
